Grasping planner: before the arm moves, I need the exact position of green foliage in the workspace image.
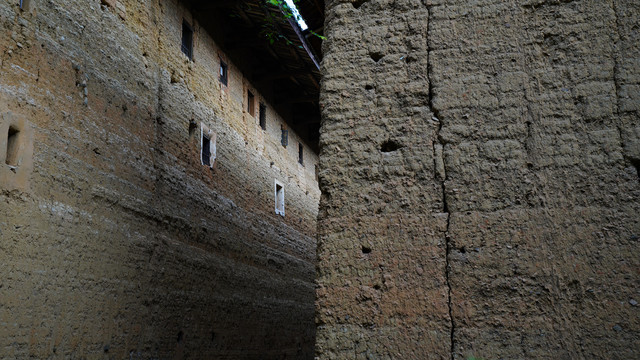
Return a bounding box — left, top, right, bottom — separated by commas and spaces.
259, 0, 325, 46
309, 29, 326, 41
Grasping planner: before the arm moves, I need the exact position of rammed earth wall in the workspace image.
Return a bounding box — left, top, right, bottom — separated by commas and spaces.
0, 0, 319, 358
316, 0, 640, 358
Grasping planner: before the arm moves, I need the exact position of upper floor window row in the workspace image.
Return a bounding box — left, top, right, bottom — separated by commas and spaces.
179, 19, 309, 169
182, 19, 230, 90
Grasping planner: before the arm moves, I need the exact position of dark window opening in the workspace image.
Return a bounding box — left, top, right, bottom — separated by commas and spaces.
298, 143, 304, 165
6, 126, 19, 166
202, 134, 211, 166
259, 103, 266, 130
247, 91, 255, 116
281, 127, 288, 147
219, 60, 228, 86
629, 157, 640, 181
181, 20, 193, 60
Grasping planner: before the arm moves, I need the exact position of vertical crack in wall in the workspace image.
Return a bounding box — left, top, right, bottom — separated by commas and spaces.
610, 0, 638, 181
150, 0, 164, 261
611, 0, 621, 115
426, 4, 454, 359
611, 0, 624, 162
440, 141, 454, 360
434, 99, 454, 360
151, 0, 164, 204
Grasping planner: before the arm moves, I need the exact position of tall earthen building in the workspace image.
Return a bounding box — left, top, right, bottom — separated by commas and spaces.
1, 0, 639, 359
1, 0, 321, 358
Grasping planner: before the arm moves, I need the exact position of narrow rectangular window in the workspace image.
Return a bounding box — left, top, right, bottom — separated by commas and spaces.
247, 91, 255, 116
202, 135, 211, 166
281, 126, 288, 147
5, 126, 19, 166
219, 60, 228, 86
275, 181, 285, 216
201, 124, 216, 168
298, 143, 304, 165
181, 20, 193, 60
259, 103, 266, 130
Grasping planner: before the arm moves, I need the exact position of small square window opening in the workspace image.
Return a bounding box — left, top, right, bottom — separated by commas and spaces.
219, 60, 228, 86
247, 91, 255, 116
259, 103, 266, 130
181, 20, 193, 60
275, 181, 285, 216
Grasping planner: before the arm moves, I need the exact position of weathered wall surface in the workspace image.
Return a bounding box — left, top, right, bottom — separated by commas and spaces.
316, 0, 640, 359
0, 0, 319, 358
316, 0, 451, 357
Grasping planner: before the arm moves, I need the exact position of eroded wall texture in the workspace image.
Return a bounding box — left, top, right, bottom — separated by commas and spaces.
0, 0, 319, 358
316, 0, 640, 358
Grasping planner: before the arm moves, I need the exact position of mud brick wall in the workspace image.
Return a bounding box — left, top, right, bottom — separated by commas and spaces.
0, 0, 319, 358
316, 0, 640, 359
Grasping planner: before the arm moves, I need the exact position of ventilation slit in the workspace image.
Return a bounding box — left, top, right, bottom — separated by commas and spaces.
380, 140, 402, 153
370, 52, 384, 62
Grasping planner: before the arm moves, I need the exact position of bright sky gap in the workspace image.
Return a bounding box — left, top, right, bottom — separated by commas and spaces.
285, 0, 308, 30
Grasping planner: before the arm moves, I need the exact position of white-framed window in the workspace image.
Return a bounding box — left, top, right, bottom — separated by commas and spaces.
201, 123, 216, 168
274, 180, 285, 216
